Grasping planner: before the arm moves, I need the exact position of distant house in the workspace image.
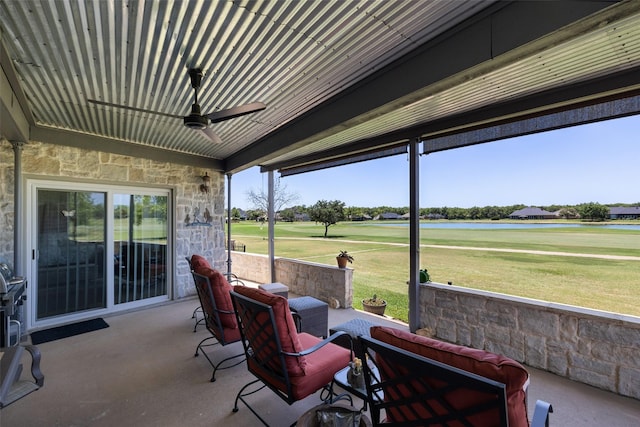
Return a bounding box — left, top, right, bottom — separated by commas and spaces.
509, 207, 557, 220
609, 206, 640, 220
227, 209, 248, 222
425, 213, 446, 220
400, 213, 410, 220
374, 212, 401, 220
350, 214, 372, 221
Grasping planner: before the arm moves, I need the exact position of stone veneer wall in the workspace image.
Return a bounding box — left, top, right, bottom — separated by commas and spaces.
200, 250, 640, 398
0, 141, 16, 261
230, 251, 271, 283
230, 251, 354, 308
0, 139, 227, 299
419, 282, 640, 400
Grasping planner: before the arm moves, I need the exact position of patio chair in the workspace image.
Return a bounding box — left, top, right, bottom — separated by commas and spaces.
187, 255, 246, 332
191, 269, 245, 382
185, 256, 205, 332
360, 326, 553, 427
230, 286, 353, 426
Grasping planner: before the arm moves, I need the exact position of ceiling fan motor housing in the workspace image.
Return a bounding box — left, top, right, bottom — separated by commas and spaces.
184, 103, 208, 129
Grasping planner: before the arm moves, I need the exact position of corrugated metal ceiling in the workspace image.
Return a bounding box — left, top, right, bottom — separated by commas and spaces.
263, 4, 640, 167
1, 1, 639, 174
1, 0, 489, 158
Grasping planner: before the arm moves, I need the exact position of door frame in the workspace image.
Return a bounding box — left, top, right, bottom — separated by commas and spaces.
25, 179, 173, 331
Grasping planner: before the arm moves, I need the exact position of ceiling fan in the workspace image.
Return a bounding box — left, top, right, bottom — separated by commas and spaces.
87, 68, 266, 143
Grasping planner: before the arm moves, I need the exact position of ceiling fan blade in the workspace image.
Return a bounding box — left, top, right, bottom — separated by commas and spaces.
87, 99, 182, 119
205, 102, 266, 124
201, 127, 223, 144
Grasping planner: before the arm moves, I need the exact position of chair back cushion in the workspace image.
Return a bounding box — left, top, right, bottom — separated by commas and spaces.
197, 267, 237, 329
232, 286, 306, 375
190, 254, 211, 272
371, 326, 529, 427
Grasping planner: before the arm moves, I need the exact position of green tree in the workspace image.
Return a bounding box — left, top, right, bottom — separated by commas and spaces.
558, 207, 579, 219
114, 204, 129, 219
577, 202, 609, 221
308, 200, 345, 237
279, 207, 296, 222
245, 209, 263, 221
231, 207, 242, 220
446, 207, 467, 220
344, 206, 359, 220
481, 205, 502, 220
468, 206, 481, 219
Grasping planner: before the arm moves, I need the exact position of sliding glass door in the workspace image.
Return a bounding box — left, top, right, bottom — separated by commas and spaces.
31, 182, 171, 326
113, 194, 168, 304
36, 189, 107, 319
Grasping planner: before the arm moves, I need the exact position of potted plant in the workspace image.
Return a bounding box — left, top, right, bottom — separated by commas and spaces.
336, 250, 354, 268
346, 357, 365, 389
362, 293, 387, 316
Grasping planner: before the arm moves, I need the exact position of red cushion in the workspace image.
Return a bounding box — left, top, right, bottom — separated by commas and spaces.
199, 267, 237, 329
219, 325, 241, 343
190, 254, 211, 272
371, 326, 529, 427
289, 333, 351, 400
232, 286, 306, 375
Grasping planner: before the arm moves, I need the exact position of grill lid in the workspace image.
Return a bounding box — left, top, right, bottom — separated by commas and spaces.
0, 258, 23, 295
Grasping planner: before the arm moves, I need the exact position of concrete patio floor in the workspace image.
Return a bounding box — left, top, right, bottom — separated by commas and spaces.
2, 294, 639, 426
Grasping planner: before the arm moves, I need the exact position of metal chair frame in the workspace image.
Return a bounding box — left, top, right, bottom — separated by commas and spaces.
185, 257, 204, 332
230, 290, 352, 426
360, 335, 509, 426
186, 256, 245, 332
359, 335, 552, 426
0, 345, 44, 408
191, 271, 245, 382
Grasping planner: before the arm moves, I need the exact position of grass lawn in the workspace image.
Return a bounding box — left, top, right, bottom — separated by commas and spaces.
230, 221, 640, 322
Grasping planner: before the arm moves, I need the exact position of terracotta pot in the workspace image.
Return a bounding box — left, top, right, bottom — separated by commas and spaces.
362, 299, 387, 316
336, 256, 349, 268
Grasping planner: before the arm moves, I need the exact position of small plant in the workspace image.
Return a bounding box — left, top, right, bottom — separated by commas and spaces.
362, 293, 387, 315
337, 250, 354, 263
362, 293, 386, 307
350, 357, 363, 375
347, 356, 365, 388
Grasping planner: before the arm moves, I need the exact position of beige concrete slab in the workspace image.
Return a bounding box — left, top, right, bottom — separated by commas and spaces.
1, 297, 638, 426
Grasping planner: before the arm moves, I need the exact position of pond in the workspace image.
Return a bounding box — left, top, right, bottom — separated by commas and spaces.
370, 222, 640, 231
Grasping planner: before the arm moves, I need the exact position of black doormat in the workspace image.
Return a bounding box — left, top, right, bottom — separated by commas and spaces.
30, 318, 109, 345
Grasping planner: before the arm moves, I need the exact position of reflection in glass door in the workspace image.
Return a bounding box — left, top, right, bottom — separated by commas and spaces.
36, 190, 106, 319
113, 194, 168, 304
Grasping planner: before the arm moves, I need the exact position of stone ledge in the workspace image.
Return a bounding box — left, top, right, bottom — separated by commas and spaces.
419, 282, 640, 400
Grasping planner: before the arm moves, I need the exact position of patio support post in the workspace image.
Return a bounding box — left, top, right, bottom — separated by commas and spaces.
226, 173, 233, 275
267, 170, 276, 283
11, 141, 24, 275
408, 137, 421, 332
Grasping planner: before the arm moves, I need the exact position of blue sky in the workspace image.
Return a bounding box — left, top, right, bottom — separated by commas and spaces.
229, 115, 638, 209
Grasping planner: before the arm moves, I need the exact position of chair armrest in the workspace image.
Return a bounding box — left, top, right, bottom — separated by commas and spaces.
291, 311, 302, 333
531, 400, 553, 427
24, 345, 44, 387
224, 272, 245, 286
282, 331, 353, 358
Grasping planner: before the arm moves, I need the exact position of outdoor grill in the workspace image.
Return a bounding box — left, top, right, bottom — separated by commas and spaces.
0, 258, 27, 348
